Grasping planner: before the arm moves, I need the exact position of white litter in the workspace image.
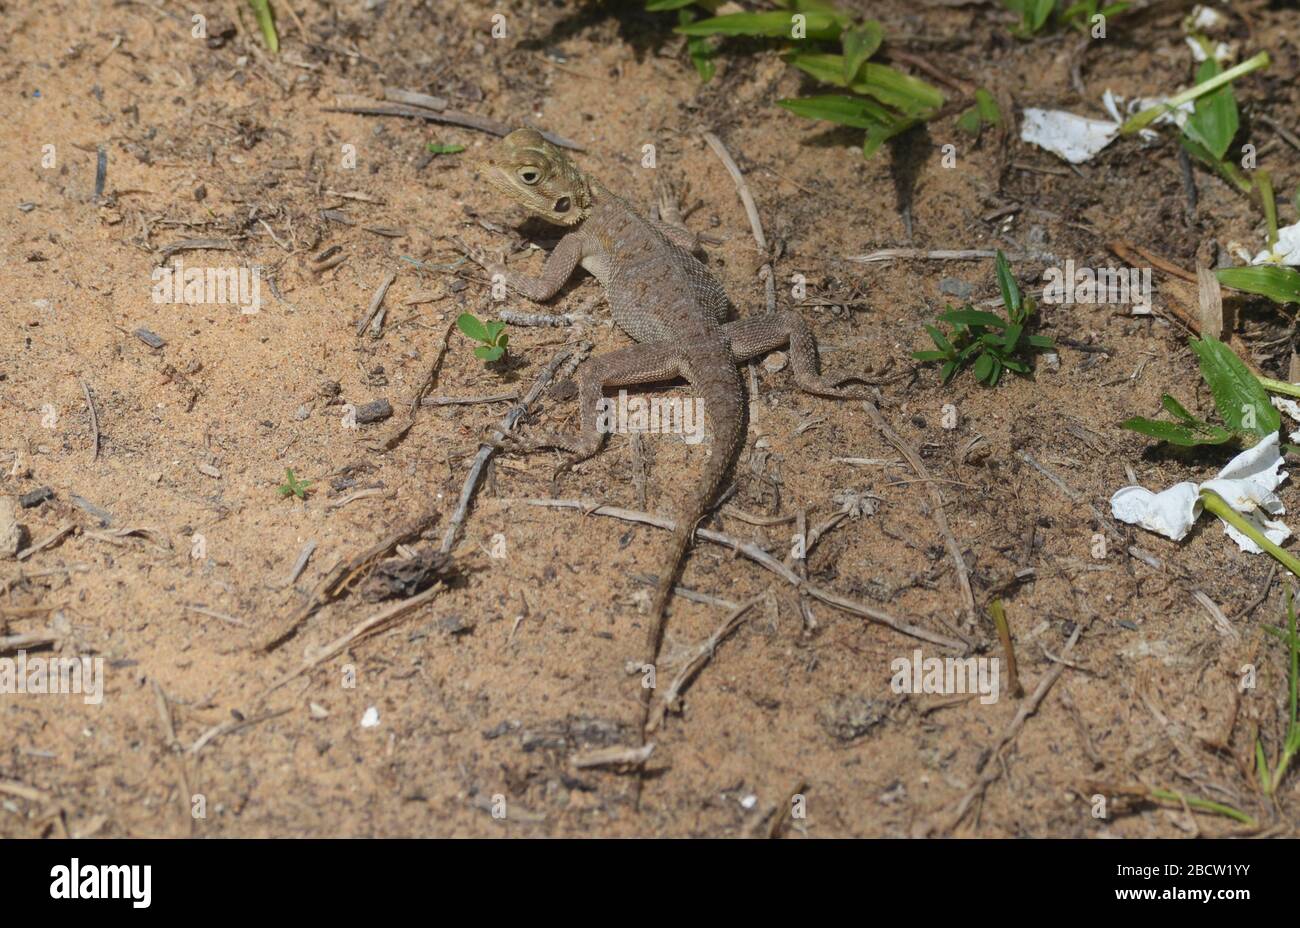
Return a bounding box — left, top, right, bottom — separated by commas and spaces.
361, 706, 380, 728
1021, 91, 1191, 164
1110, 432, 1290, 553
1250, 221, 1300, 266
1272, 395, 1300, 443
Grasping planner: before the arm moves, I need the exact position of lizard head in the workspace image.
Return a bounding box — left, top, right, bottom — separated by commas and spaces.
480, 128, 592, 226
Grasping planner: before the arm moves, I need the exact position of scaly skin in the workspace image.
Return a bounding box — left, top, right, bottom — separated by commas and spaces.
457, 129, 871, 784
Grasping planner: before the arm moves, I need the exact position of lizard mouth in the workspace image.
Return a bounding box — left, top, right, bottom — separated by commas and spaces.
553, 197, 571, 214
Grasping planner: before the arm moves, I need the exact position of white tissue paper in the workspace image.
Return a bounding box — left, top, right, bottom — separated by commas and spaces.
1110, 432, 1290, 554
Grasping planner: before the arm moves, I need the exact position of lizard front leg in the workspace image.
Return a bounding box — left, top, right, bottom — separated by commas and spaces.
724, 311, 880, 398
454, 231, 585, 302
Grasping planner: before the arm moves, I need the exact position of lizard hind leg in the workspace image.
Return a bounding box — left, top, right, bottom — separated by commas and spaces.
724, 311, 878, 399
498, 341, 688, 471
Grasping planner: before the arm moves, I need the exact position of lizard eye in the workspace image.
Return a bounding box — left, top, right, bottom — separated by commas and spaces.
518, 168, 541, 185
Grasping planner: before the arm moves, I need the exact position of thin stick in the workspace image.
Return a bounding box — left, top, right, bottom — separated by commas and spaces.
262, 582, 445, 697
648, 594, 766, 732
182, 603, 251, 628
257, 509, 441, 652
516, 498, 966, 651
702, 131, 776, 314
356, 270, 397, 337
325, 95, 584, 151
863, 402, 976, 626
845, 248, 1055, 264
79, 378, 100, 461
440, 343, 590, 555
16, 523, 76, 562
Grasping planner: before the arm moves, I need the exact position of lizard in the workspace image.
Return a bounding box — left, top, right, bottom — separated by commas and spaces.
455, 128, 875, 755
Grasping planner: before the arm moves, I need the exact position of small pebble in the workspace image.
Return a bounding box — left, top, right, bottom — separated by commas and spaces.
360, 706, 380, 728
354, 399, 393, 424
19, 487, 53, 509
134, 328, 166, 349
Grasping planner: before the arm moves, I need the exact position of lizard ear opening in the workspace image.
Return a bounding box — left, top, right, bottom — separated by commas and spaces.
553, 197, 571, 214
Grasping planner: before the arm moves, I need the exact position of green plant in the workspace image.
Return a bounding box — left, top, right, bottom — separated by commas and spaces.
1000, 0, 1056, 37
911, 250, 1054, 386
1061, 0, 1130, 33
1175, 58, 1254, 194
247, 0, 279, 53
1217, 266, 1300, 307
457, 312, 509, 362
277, 468, 310, 500
1256, 587, 1300, 796
1120, 335, 1280, 447
650, 1, 944, 158
956, 89, 1000, 137
427, 143, 466, 156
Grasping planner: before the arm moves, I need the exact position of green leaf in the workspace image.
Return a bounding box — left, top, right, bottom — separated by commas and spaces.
863, 117, 918, 158
457, 312, 490, 344
840, 20, 884, 82
484, 321, 506, 344
777, 94, 894, 129
1002, 323, 1023, 351
994, 249, 1022, 316
1217, 266, 1300, 306
1002, 0, 1055, 36
427, 143, 466, 155
474, 345, 505, 362
1120, 417, 1232, 447
677, 8, 718, 82
974, 88, 1001, 125
1025, 334, 1055, 348
924, 324, 954, 354
647, 0, 698, 10
675, 10, 844, 39
1183, 59, 1238, 161
912, 350, 950, 362
940, 360, 958, 383
972, 353, 994, 383
956, 107, 982, 135
785, 52, 944, 115
246, 0, 279, 53
939, 308, 1008, 328
1160, 393, 1201, 423
1189, 334, 1281, 437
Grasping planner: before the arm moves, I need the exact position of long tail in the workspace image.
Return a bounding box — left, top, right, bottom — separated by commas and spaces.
635, 344, 746, 735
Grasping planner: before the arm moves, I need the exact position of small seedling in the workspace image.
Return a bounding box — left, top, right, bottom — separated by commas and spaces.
654, 3, 944, 159
247, 0, 279, 53
277, 468, 311, 500
1120, 335, 1280, 447
1256, 587, 1300, 796
1061, 0, 1130, 32
911, 250, 1054, 386
427, 143, 466, 156
956, 89, 1000, 137
457, 312, 509, 362
1000, 0, 1055, 37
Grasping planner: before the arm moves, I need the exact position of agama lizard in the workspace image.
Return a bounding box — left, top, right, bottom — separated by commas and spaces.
456, 128, 872, 748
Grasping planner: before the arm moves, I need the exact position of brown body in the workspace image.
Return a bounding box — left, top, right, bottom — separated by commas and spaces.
459, 129, 868, 760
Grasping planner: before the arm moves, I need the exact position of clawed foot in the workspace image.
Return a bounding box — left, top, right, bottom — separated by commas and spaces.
450, 235, 506, 280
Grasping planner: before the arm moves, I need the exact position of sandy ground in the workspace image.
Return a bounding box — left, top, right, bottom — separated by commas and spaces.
1, 0, 1299, 837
